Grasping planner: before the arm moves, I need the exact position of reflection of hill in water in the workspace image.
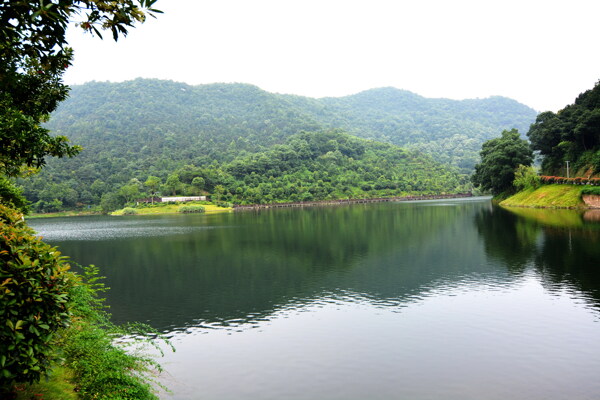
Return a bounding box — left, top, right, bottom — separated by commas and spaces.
37, 199, 600, 332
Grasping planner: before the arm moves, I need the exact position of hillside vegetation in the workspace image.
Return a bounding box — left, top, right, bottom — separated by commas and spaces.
528, 80, 600, 176
18, 79, 535, 211
24, 130, 468, 212
46, 79, 536, 172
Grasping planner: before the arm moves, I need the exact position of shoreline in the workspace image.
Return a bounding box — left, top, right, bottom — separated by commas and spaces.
499, 184, 597, 210
233, 193, 474, 211
25, 194, 476, 219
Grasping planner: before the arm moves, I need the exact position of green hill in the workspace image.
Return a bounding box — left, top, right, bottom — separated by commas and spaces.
23, 130, 468, 211
46, 79, 537, 170
19, 79, 536, 211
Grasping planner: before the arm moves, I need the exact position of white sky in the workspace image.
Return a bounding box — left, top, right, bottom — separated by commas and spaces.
63, 0, 600, 112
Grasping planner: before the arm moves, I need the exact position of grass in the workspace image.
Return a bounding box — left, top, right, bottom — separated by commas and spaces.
111, 201, 232, 215
12, 366, 78, 400
500, 184, 586, 209
26, 210, 101, 219
4, 265, 170, 400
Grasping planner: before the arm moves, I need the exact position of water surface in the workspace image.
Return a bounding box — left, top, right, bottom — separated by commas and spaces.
30, 198, 600, 399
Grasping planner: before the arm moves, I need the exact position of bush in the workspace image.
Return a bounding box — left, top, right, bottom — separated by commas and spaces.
0, 205, 73, 388
60, 265, 169, 400
582, 187, 600, 196
178, 205, 205, 213
513, 165, 541, 191
121, 207, 138, 215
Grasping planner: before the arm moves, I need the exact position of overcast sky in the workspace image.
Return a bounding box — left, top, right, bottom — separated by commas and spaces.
63, 0, 600, 112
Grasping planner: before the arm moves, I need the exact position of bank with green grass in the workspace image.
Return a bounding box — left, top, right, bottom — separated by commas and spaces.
500, 184, 600, 209
111, 201, 232, 216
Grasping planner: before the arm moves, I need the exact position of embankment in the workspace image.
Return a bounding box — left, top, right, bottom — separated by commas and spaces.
233, 193, 473, 211
500, 184, 587, 209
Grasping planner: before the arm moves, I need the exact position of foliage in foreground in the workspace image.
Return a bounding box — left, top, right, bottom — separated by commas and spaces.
60, 265, 169, 400
0, 204, 169, 398
0, 204, 73, 387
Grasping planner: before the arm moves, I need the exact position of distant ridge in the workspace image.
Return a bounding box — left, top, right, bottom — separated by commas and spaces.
48, 78, 536, 172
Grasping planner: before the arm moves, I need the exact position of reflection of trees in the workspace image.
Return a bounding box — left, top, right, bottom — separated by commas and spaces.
534, 227, 600, 307
474, 205, 538, 274
486, 206, 600, 309
48, 201, 492, 331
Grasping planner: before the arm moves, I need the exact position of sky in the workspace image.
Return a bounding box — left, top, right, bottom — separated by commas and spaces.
63, 0, 600, 113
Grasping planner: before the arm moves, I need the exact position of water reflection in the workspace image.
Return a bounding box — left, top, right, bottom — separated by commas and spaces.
479, 205, 600, 310
28, 199, 600, 400
29, 198, 600, 332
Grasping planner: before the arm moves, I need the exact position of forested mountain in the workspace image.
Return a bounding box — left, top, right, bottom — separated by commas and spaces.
18, 79, 536, 211
290, 88, 537, 170
22, 130, 467, 212
46, 79, 537, 170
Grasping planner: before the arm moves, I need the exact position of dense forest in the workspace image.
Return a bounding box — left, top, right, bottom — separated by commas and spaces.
23, 130, 468, 212
528, 80, 600, 176
17, 79, 537, 212
46, 79, 537, 170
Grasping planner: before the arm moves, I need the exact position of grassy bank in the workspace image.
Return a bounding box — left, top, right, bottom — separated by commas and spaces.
500, 184, 586, 209
26, 210, 102, 219
7, 265, 169, 399
111, 201, 232, 216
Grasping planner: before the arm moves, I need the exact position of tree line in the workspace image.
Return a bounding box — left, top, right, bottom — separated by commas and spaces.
471, 81, 600, 196
25, 130, 468, 213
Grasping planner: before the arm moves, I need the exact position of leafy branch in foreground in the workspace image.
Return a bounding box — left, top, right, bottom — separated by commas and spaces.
0, 204, 73, 388
1, 0, 161, 187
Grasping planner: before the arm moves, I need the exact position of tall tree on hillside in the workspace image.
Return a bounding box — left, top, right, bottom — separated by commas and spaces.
0, 0, 161, 209
471, 129, 533, 196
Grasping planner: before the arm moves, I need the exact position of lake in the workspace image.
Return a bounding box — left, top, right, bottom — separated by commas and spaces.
29, 198, 600, 400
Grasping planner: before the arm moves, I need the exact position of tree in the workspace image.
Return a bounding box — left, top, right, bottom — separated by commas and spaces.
118, 183, 140, 204
0, 0, 161, 391
164, 173, 182, 196
144, 175, 162, 203
0, 0, 161, 178
191, 176, 205, 194
471, 129, 533, 196
513, 164, 541, 191
527, 81, 600, 175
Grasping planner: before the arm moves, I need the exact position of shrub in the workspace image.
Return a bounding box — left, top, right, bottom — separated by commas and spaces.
582, 187, 600, 196
0, 205, 73, 388
178, 205, 205, 213
60, 265, 168, 400
513, 165, 541, 191
121, 207, 138, 215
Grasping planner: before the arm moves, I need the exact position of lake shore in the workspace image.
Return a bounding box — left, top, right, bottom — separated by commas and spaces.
27, 194, 474, 219
500, 184, 595, 209
233, 193, 474, 211
111, 202, 233, 215
26, 210, 102, 219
